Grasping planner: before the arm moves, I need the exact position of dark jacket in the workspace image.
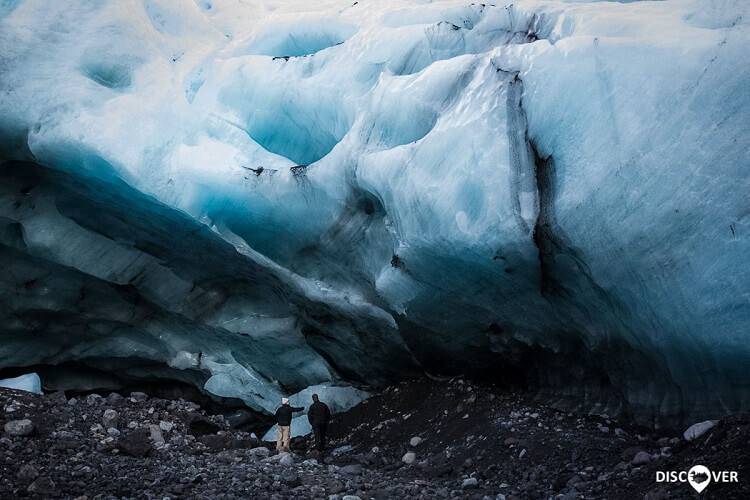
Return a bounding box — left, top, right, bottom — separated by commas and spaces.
307, 401, 331, 426
275, 404, 303, 426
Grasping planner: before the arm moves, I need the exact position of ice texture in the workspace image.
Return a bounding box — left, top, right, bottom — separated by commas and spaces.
0, 0, 748, 426
286, 384, 370, 415
0, 373, 42, 394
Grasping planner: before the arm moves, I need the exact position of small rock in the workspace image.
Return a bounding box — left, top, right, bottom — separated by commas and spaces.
249, 446, 271, 458
4, 419, 34, 436
632, 451, 651, 466
342, 496, 361, 500
402, 451, 416, 465
282, 471, 301, 487
341, 464, 363, 475
118, 428, 152, 457
621, 446, 644, 461
130, 391, 148, 402
27, 477, 56, 496
600, 426, 610, 433
217, 450, 237, 463
279, 453, 294, 467
17, 464, 39, 483
615, 428, 628, 438
106, 393, 124, 406
683, 420, 718, 441
461, 477, 479, 489
86, 394, 102, 406
409, 436, 423, 447
48, 391, 67, 403
149, 424, 165, 444
328, 482, 345, 494
67, 397, 78, 406
159, 420, 173, 432
503, 437, 519, 447
90, 423, 104, 434
102, 409, 119, 429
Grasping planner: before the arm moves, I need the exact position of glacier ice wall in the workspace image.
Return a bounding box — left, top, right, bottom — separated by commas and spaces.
0, 0, 748, 426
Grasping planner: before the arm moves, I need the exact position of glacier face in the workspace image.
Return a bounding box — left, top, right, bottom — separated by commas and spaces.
0, 0, 748, 426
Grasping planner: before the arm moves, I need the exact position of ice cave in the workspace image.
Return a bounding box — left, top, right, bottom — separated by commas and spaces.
0, 0, 748, 435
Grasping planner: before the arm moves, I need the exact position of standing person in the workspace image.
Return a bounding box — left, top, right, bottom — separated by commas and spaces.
307, 394, 331, 452
275, 397, 304, 451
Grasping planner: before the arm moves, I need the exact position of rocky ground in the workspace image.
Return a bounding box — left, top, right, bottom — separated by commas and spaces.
1, 378, 747, 499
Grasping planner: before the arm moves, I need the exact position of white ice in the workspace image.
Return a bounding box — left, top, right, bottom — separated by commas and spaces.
0, 373, 43, 394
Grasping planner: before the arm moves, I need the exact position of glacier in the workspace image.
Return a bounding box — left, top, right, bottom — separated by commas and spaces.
0, 0, 748, 428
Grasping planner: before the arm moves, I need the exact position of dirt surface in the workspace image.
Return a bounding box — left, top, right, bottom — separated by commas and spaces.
318, 378, 749, 499
1, 378, 748, 499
